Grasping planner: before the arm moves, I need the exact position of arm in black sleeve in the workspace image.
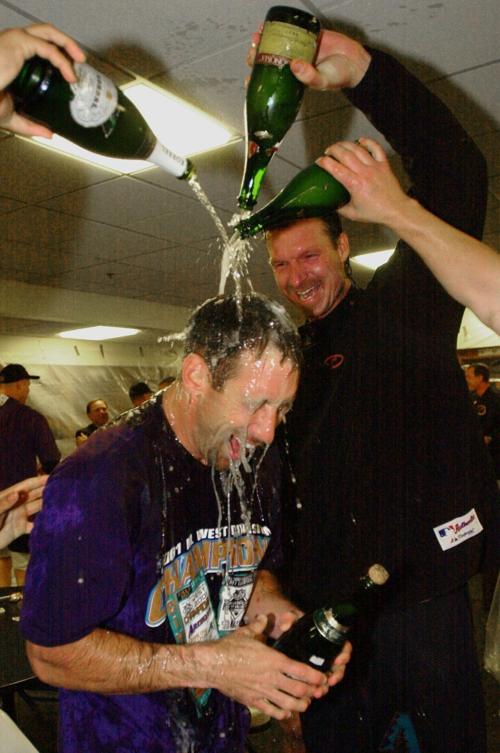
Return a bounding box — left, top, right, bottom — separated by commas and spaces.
345, 48, 488, 240
344, 47, 488, 342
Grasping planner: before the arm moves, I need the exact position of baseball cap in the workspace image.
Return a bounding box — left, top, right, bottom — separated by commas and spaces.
0, 363, 40, 384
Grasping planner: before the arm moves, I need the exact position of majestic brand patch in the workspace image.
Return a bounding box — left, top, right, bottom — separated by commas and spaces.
433, 508, 483, 551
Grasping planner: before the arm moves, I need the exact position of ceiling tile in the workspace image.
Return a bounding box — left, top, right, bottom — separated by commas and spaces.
55, 218, 167, 261
41, 174, 191, 227
0, 136, 114, 203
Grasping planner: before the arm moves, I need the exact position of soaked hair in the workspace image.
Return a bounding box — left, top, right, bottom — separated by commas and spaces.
265, 211, 342, 244
184, 293, 302, 390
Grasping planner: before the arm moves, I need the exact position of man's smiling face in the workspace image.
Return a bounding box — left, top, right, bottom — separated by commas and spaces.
268, 218, 350, 320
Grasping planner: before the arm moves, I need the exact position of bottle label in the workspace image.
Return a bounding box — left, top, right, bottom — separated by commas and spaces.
148, 141, 189, 178
308, 654, 327, 667
257, 21, 317, 68
70, 63, 118, 128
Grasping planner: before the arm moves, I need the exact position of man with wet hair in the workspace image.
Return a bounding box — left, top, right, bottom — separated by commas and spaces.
22, 293, 350, 753
184, 292, 302, 390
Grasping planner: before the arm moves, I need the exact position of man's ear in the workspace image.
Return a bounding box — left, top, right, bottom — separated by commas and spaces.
181, 353, 211, 398
336, 231, 350, 263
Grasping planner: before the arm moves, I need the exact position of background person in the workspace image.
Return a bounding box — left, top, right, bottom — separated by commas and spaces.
0, 363, 60, 585
76, 398, 110, 438
128, 381, 153, 407
465, 363, 500, 484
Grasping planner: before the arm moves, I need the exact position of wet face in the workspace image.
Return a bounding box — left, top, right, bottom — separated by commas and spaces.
268, 218, 350, 320
87, 400, 109, 426
194, 345, 298, 471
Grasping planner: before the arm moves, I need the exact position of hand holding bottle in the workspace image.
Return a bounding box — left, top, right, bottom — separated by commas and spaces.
317, 137, 412, 225
202, 614, 331, 721
248, 28, 371, 91
0, 23, 85, 137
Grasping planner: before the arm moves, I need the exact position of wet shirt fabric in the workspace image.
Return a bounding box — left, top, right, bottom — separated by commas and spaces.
22, 395, 283, 753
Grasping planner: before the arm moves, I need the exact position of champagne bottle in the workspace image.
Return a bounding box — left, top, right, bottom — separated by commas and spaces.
8, 57, 195, 179
273, 564, 389, 670
237, 6, 320, 210
237, 162, 350, 238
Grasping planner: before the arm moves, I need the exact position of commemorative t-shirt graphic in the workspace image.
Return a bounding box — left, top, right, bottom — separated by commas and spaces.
146, 519, 273, 711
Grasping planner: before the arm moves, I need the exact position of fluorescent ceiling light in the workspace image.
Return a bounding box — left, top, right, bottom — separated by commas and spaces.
352, 249, 394, 270
122, 81, 234, 157
31, 80, 236, 174
58, 326, 139, 340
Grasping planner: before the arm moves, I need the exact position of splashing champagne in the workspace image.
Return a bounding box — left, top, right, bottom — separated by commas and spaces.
9, 57, 194, 179
238, 5, 320, 210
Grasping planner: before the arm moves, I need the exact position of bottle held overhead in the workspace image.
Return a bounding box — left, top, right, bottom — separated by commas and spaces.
8, 57, 194, 180
273, 564, 389, 670
237, 162, 350, 238
237, 5, 320, 210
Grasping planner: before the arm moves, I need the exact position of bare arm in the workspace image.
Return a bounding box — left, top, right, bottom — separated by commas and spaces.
317, 138, 500, 334
26, 612, 331, 720
0, 23, 85, 137
0, 475, 46, 548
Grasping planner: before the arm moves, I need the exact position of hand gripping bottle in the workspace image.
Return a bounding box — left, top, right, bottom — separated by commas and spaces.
9, 57, 194, 179
238, 5, 320, 210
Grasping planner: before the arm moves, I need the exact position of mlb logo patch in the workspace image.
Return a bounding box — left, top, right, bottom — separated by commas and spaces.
433, 508, 483, 551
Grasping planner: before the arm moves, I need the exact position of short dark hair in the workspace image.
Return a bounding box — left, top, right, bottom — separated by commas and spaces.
86, 399, 106, 416
266, 211, 343, 245
184, 293, 302, 390
128, 381, 152, 400
469, 363, 490, 382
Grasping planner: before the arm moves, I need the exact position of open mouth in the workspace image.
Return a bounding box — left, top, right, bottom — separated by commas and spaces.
229, 435, 241, 460
296, 284, 319, 301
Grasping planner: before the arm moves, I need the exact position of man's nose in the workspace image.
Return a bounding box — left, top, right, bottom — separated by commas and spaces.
288, 261, 306, 289
249, 405, 278, 446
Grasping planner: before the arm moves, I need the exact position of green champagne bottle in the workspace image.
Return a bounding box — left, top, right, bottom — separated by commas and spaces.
8, 57, 195, 179
273, 564, 389, 670
237, 162, 350, 238
237, 5, 320, 210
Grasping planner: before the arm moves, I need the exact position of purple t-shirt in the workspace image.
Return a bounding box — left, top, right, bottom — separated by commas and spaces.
22, 396, 283, 753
